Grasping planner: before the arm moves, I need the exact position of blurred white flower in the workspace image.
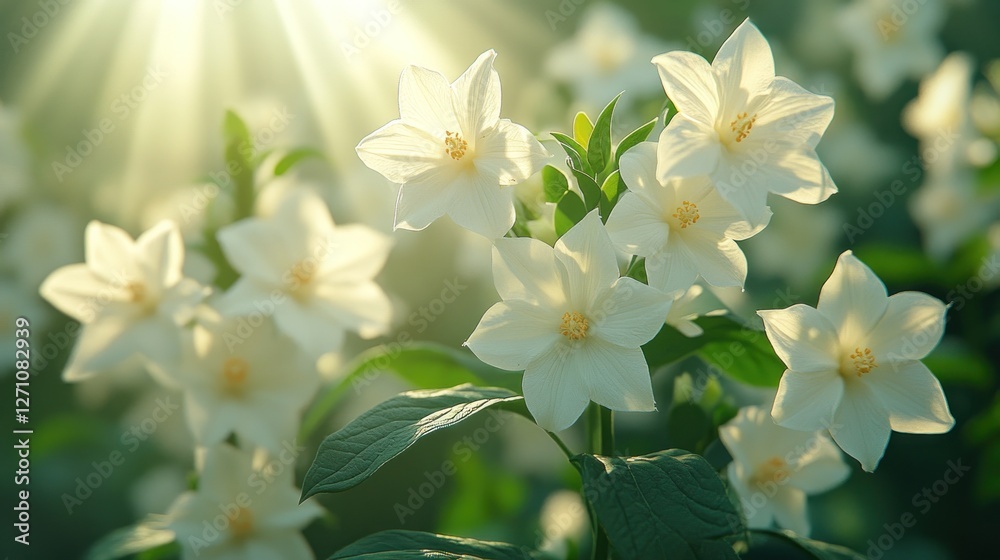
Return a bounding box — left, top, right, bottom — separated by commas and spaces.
356, 50, 550, 238
838, 0, 945, 100
758, 251, 955, 472
216, 189, 392, 359
652, 19, 836, 227
545, 3, 675, 109
743, 198, 843, 290
606, 142, 765, 294
720, 405, 850, 536
538, 489, 590, 558
0, 101, 28, 210
40, 221, 207, 381
910, 170, 999, 261
466, 212, 671, 431
1, 203, 83, 288
164, 444, 322, 560
665, 284, 726, 338
160, 316, 318, 454
818, 121, 903, 192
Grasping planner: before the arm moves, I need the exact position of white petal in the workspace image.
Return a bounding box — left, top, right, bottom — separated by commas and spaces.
711, 165, 772, 229
84, 220, 137, 282
788, 437, 850, 494
446, 171, 516, 238
216, 219, 295, 285
591, 277, 672, 347
272, 189, 337, 254
679, 235, 747, 289
830, 380, 891, 472
771, 488, 810, 536
864, 361, 954, 434
644, 249, 699, 295
356, 120, 447, 184
318, 224, 393, 282
651, 50, 720, 127
755, 77, 834, 149
678, 178, 760, 240
311, 281, 393, 339
398, 64, 461, 132
40, 264, 112, 322
582, 341, 655, 413
466, 301, 562, 371
491, 238, 566, 307
713, 19, 775, 111
868, 292, 947, 363
213, 278, 272, 317
817, 251, 889, 347
136, 221, 184, 288
393, 173, 454, 232
618, 142, 661, 195
474, 119, 550, 185
554, 211, 620, 306
655, 116, 721, 182
244, 532, 314, 560
758, 148, 837, 205
522, 347, 593, 432
273, 301, 346, 359
452, 50, 501, 138
605, 192, 670, 257
771, 370, 844, 431
758, 305, 840, 373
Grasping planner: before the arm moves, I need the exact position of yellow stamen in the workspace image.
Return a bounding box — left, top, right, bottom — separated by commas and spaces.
672, 200, 701, 229
229, 506, 254, 540
729, 112, 757, 143
444, 131, 468, 160
751, 456, 790, 487
850, 346, 877, 376
289, 260, 315, 288
559, 311, 589, 341
125, 281, 147, 303
222, 357, 249, 395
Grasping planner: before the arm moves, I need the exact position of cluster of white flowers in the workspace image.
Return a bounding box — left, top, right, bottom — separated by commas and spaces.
40, 189, 394, 559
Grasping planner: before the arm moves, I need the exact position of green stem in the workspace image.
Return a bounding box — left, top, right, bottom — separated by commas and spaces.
544, 430, 574, 460
587, 403, 613, 560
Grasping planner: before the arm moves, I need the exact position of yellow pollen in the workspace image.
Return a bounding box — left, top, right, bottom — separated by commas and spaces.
751, 456, 790, 487
125, 281, 147, 303
222, 357, 250, 394
444, 131, 468, 160
289, 260, 315, 288
850, 347, 877, 376
559, 311, 589, 341
729, 112, 757, 143
672, 200, 700, 228
228, 506, 254, 540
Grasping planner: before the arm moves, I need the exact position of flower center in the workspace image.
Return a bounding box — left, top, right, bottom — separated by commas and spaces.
289, 260, 315, 289
444, 131, 468, 160
672, 200, 700, 229
559, 311, 589, 341
751, 456, 790, 487
126, 281, 147, 303
228, 506, 254, 540
849, 346, 877, 377
729, 112, 757, 143
221, 356, 250, 395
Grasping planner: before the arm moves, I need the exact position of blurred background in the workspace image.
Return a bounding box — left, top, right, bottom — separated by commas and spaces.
1, 0, 998, 558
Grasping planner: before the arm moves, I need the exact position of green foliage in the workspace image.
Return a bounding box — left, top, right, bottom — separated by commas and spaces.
554, 190, 587, 237
572, 450, 744, 559
330, 530, 547, 559
599, 170, 622, 221
573, 111, 594, 146
273, 147, 325, 176
615, 118, 657, 169
542, 165, 570, 203
301, 385, 528, 499
550, 132, 591, 175
222, 110, 256, 221
586, 92, 622, 177
752, 530, 866, 559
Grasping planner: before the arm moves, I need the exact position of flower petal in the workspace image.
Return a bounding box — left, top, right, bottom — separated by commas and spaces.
864, 361, 954, 434
644, 248, 699, 295
712, 163, 772, 228
85, 220, 138, 282
452, 50, 502, 138
393, 172, 455, 232
582, 341, 656, 413
787, 437, 850, 494
466, 300, 562, 371
830, 380, 891, 472
770, 488, 809, 536
311, 280, 392, 339
474, 119, 550, 185
757, 148, 837, 205
356, 121, 446, 184
713, 19, 775, 112
40, 263, 113, 322
817, 251, 889, 348
217, 219, 298, 285
318, 224, 393, 282
678, 234, 747, 289
554, 211, 620, 306
591, 277, 672, 347
651, 50, 720, 127
273, 301, 347, 359
136, 220, 184, 288
447, 171, 516, 238
869, 292, 947, 363
398, 64, 461, 132
655, 116, 721, 182
758, 305, 840, 373
491, 237, 566, 307
771, 369, 844, 431
755, 77, 834, 149
522, 347, 593, 432
605, 191, 670, 257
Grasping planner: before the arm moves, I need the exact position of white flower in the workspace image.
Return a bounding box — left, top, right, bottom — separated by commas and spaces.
164, 444, 322, 560
838, 0, 945, 100
215, 189, 392, 359
743, 198, 843, 290
545, 3, 676, 109
758, 251, 955, 472
606, 142, 765, 294
356, 50, 550, 239
665, 284, 725, 338
465, 212, 672, 432
720, 405, 850, 536
159, 316, 318, 454
910, 170, 999, 261
39, 220, 207, 381
651, 18, 837, 227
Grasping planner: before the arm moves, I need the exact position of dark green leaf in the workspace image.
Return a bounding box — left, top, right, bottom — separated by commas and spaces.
615, 119, 657, 168
571, 168, 602, 210
599, 169, 622, 219
550, 132, 591, 174
587, 93, 623, 175
299, 343, 522, 440
542, 165, 570, 203
573, 111, 594, 146
753, 530, 866, 560
301, 385, 525, 499
274, 148, 326, 176
573, 450, 743, 560
85, 522, 175, 560
554, 191, 587, 237
331, 530, 543, 559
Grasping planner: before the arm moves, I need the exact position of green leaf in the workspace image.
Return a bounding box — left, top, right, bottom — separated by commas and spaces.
615, 118, 657, 168
542, 165, 570, 203
222, 110, 256, 221
84, 522, 175, 560
753, 530, 866, 560
331, 530, 543, 559
301, 385, 525, 499
573, 111, 594, 146
573, 450, 743, 560
554, 190, 587, 237
571, 168, 602, 210
273, 148, 325, 176
599, 169, 622, 219
550, 132, 591, 174
587, 93, 623, 176
299, 343, 521, 441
